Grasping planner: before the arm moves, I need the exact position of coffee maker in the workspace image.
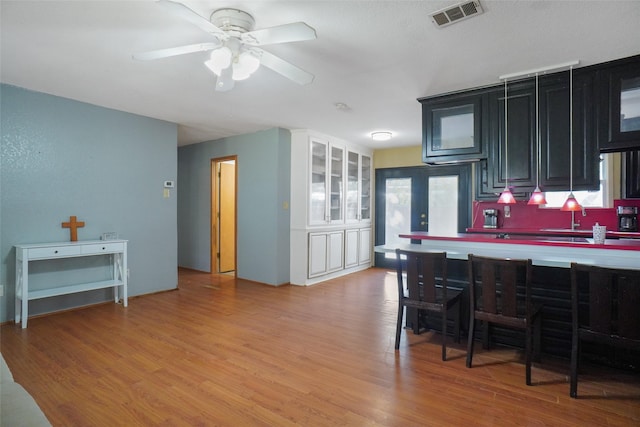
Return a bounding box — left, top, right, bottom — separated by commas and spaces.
483, 209, 499, 229
617, 206, 638, 232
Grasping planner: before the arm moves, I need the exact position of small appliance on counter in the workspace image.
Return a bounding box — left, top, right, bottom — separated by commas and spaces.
617, 206, 638, 232
483, 209, 499, 229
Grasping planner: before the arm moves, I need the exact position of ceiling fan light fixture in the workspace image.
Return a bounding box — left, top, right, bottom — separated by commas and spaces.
232, 50, 261, 81
205, 46, 232, 75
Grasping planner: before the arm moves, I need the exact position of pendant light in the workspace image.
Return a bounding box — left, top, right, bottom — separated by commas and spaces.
498, 78, 516, 204
528, 72, 547, 205
560, 65, 583, 212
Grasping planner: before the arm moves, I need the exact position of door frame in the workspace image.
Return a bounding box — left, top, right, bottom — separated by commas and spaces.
211, 156, 238, 274
374, 164, 471, 269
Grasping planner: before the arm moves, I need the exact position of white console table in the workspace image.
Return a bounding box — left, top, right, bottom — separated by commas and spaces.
15, 240, 128, 328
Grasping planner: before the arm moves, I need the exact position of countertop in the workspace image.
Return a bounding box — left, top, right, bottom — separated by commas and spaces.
382, 231, 640, 269
399, 231, 640, 252
466, 227, 640, 239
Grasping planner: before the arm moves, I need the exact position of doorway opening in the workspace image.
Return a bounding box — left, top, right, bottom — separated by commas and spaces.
211, 156, 237, 275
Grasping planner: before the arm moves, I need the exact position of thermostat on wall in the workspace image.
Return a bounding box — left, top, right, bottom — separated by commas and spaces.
164, 181, 175, 188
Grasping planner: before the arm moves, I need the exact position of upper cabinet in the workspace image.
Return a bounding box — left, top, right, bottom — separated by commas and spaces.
309, 137, 344, 225
420, 90, 489, 164
539, 71, 598, 191
345, 151, 372, 224
597, 55, 640, 152
291, 130, 373, 228
475, 72, 599, 200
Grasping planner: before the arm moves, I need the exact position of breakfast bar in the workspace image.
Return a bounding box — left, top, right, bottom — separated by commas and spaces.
376, 232, 640, 365
383, 231, 640, 269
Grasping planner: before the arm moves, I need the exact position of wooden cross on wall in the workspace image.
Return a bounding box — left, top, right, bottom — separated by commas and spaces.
62, 216, 85, 241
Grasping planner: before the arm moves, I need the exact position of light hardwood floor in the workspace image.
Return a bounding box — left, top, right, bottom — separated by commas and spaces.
2, 267, 639, 426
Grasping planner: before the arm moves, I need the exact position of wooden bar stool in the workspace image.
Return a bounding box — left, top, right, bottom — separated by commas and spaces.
466, 254, 542, 385
395, 249, 462, 361
569, 263, 640, 398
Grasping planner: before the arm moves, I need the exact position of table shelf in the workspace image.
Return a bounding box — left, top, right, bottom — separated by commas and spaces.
15, 240, 128, 328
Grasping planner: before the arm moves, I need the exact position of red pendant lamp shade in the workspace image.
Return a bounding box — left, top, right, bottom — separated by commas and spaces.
528, 186, 547, 205
498, 187, 516, 204
560, 192, 582, 211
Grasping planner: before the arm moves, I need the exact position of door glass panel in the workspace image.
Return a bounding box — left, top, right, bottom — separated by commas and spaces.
428, 175, 458, 236
384, 178, 412, 259
310, 140, 326, 223
621, 77, 640, 132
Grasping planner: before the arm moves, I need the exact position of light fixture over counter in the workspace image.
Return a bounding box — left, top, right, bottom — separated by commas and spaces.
497, 78, 516, 204
497, 60, 580, 206
560, 63, 583, 212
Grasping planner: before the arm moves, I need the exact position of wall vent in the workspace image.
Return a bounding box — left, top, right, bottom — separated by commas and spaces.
429, 1, 484, 28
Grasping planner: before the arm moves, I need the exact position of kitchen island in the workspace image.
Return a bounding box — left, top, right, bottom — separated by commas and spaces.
376, 232, 640, 364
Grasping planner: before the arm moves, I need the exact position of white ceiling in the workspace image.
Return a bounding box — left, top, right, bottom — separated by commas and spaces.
2, 1, 639, 149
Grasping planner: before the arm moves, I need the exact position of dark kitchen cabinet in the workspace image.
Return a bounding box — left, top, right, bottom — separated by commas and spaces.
475, 73, 599, 200
476, 81, 536, 200
623, 150, 640, 198
420, 89, 489, 164
539, 71, 599, 191
597, 55, 640, 152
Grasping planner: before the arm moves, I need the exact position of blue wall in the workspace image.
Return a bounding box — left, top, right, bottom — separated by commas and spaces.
177, 128, 291, 286
0, 84, 178, 323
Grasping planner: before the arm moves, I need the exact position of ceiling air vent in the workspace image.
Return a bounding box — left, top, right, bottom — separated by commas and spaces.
429, 1, 484, 28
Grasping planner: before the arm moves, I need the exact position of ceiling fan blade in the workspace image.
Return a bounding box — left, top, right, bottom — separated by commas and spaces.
259, 50, 314, 85
242, 22, 316, 46
158, 0, 224, 36
133, 42, 220, 61
215, 67, 235, 92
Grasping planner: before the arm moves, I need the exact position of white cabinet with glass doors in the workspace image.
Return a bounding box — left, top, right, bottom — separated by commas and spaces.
290, 129, 373, 286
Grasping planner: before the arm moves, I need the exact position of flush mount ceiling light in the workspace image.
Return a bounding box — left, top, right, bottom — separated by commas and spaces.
371, 132, 392, 141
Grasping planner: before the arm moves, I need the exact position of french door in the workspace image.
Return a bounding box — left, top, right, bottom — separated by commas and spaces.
374, 164, 471, 268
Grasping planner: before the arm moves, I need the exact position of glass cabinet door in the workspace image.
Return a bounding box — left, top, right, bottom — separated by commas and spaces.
329, 145, 344, 222
309, 139, 327, 224
346, 151, 359, 221
421, 92, 486, 163
360, 154, 371, 221
599, 60, 640, 152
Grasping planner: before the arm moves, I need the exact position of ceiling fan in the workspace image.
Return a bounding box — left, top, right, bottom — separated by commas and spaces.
133, 0, 317, 91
